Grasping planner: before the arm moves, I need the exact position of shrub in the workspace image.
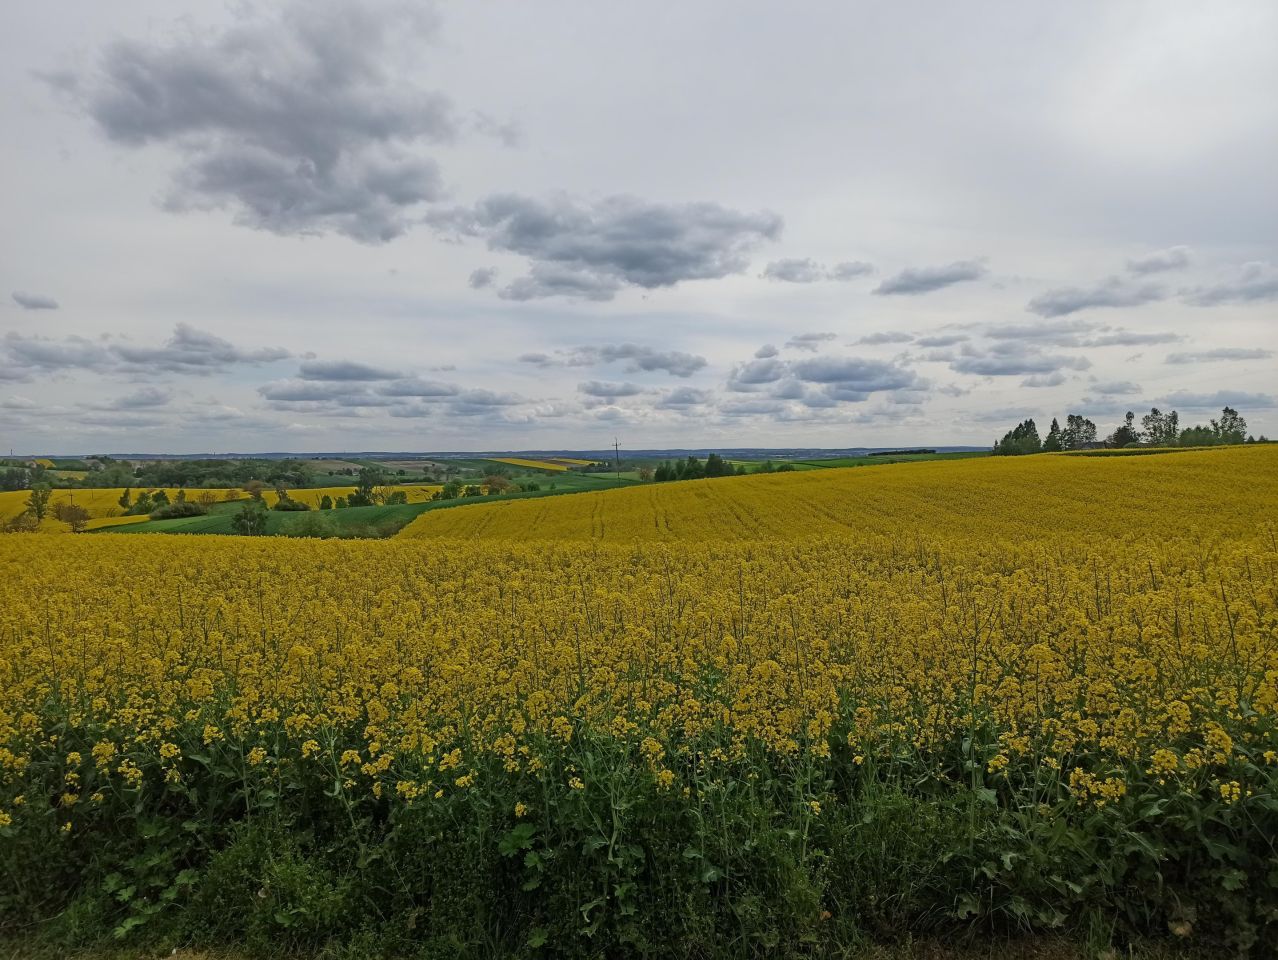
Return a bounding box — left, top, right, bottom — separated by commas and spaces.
149, 500, 209, 520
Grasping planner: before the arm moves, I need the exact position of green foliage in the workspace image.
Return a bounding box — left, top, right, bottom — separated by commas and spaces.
230, 501, 269, 536
25, 483, 52, 521
149, 500, 208, 520
5, 717, 1276, 957
994, 419, 1041, 456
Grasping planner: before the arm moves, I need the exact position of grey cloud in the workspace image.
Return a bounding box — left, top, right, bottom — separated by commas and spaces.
520, 343, 706, 378
658, 387, 711, 407
914, 334, 967, 347
830, 261, 875, 280
857, 331, 913, 345
111, 324, 289, 372
107, 386, 172, 409
1159, 390, 1275, 409
986, 319, 1094, 345
449, 389, 524, 416
430, 193, 781, 300
1021, 372, 1066, 388
1091, 380, 1142, 395
873, 259, 986, 295
259, 380, 371, 402
12, 291, 59, 310
1166, 347, 1274, 364
298, 359, 404, 381
1184, 262, 1278, 306
785, 331, 836, 352
728, 357, 788, 387
377, 377, 459, 397
761, 258, 873, 283
578, 380, 644, 398
718, 398, 789, 417
754, 344, 779, 359
59, 1, 454, 243
498, 264, 620, 302
950, 341, 1091, 376
1084, 331, 1181, 347
1126, 246, 1191, 274
761, 258, 825, 283
4, 333, 113, 370
789, 356, 919, 394
468, 267, 498, 289
1027, 277, 1165, 317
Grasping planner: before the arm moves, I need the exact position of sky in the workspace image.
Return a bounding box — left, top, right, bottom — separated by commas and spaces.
2, 1, 1276, 454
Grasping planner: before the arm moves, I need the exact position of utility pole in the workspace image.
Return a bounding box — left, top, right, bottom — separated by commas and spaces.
613, 437, 621, 487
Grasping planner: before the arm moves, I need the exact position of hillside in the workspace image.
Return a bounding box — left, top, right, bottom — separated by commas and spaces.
397, 445, 1278, 542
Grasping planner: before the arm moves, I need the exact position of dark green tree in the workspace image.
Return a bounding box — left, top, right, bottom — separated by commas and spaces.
704, 453, 730, 478
994, 419, 1041, 456
1211, 406, 1247, 444
1108, 411, 1141, 448
230, 501, 269, 536
1141, 408, 1180, 446
25, 483, 52, 522
1042, 418, 1063, 452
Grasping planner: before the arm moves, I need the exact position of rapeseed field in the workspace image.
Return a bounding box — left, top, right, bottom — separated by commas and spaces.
2, 447, 1276, 956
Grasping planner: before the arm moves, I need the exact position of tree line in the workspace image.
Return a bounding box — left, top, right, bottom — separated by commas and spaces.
994, 405, 1265, 455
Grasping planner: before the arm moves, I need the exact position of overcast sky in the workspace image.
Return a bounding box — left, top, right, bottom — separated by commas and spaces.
2, 1, 1276, 453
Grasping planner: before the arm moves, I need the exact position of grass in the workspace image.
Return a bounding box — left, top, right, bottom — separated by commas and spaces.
102, 481, 637, 538
790, 451, 990, 468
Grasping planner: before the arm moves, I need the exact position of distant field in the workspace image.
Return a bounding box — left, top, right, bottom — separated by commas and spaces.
789, 450, 990, 468
399, 444, 1270, 542
0, 484, 442, 532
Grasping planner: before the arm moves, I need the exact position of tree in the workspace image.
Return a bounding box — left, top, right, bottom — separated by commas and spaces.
1042, 418, 1063, 452
243, 480, 266, 501
118, 488, 132, 509
704, 453, 730, 478
52, 501, 91, 533
0, 468, 28, 492
483, 475, 514, 495
151, 489, 170, 507
1211, 406, 1247, 445
1060, 414, 1098, 450
384, 490, 409, 504
994, 419, 1041, 456
1108, 411, 1141, 448
353, 468, 383, 506
677, 456, 704, 480
25, 483, 52, 522
319, 495, 333, 510
1141, 408, 1180, 447
230, 501, 269, 536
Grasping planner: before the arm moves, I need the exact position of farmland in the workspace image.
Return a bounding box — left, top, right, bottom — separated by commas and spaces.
2, 446, 1276, 957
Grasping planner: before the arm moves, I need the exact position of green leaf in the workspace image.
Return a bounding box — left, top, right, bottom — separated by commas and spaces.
498, 821, 538, 856
527, 927, 548, 948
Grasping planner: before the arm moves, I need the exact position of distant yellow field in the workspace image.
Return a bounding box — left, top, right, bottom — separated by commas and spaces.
488, 457, 570, 472
401, 446, 1278, 542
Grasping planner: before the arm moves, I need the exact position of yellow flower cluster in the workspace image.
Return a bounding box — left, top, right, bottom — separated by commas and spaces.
0, 446, 1275, 828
